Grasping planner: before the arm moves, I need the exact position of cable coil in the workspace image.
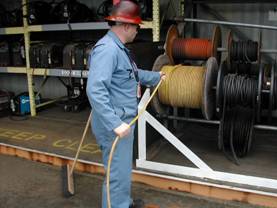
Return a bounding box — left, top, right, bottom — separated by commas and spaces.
172, 39, 213, 60
230, 40, 258, 63
218, 73, 257, 164
273, 65, 277, 110
158, 65, 205, 108
165, 25, 221, 64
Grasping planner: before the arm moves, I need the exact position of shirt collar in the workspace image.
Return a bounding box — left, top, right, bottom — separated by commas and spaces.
107, 30, 130, 52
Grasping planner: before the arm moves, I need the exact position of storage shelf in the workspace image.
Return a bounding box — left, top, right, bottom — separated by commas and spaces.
0, 67, 26, 74
0, 67, 89, 78
0, 27, 24, 35
28, 22, 109, 32
0, 21, 154, 34
0, 0, 160, 116
31, 68, 89, 78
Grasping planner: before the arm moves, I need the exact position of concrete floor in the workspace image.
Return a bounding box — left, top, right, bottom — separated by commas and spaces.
0, 154, 264, 208
0, 106, 276, 207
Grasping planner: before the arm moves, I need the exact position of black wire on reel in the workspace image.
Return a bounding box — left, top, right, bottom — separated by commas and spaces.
273, 63, 277, 110
230, 40, 258, 63
222, 74, 257, 108
219, 107, 254, 164
218, 74, 258, 164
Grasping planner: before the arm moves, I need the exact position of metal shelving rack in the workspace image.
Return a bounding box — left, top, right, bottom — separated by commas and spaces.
0, 0, 160, 116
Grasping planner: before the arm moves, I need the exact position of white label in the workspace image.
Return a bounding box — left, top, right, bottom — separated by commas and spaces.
269, 10, 277, 21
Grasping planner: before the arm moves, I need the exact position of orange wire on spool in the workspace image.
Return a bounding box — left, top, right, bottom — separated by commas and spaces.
165, 25, 221, 64
172, 38, 213, 60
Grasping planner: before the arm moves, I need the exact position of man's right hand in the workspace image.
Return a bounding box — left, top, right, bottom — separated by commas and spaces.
114, 123, 131, 138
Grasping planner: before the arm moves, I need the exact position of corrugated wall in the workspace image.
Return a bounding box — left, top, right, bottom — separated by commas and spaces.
196, 3, 277, 61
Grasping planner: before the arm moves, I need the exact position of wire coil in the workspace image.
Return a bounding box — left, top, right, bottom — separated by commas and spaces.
165, 25, 221, 64
230, 40, 258, 63
222, 74, 257, 108
218, 73, 258, 164
158, 65, 205, 108
172, 39, 213, 60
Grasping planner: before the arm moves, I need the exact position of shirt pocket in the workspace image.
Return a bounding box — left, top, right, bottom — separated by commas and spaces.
116, 62, 135, 81
114, 106, 125, 119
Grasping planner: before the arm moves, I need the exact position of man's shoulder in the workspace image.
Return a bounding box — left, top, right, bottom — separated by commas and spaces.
94, 34, 117, 50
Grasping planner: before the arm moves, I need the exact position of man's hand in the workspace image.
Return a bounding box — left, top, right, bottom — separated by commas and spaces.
159, 71, 166, 81
114, 123, 131, 138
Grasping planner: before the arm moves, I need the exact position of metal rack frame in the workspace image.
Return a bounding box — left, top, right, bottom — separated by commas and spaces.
137, 89, 277, 202
0, 0, 161, 116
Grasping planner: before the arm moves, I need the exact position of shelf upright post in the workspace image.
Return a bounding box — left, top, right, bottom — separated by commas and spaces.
152, 0, 160, 42
23, 0, 36, 116
180, 0, 185, 16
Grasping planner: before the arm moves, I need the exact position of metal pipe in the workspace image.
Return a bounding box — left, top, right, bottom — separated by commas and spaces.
165, 115, 277, 131
36, 96, 67, 108
217, 47, 277, 54
175, 17, 277, 31
23, 0, 36, 116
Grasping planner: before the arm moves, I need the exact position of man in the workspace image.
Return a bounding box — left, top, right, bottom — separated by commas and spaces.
86, 1, 164, 208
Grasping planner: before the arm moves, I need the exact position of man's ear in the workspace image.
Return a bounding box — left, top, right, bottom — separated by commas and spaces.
123, 23, 130, 32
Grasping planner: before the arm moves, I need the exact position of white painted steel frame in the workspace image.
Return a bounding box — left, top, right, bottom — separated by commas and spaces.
137, 89, 277, 192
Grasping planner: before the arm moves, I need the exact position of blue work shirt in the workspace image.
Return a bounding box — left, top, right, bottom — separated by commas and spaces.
87, 30, 160, 134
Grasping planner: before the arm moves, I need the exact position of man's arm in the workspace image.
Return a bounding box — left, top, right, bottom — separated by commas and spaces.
86, 45, 124, 132
137, 69, 165, 86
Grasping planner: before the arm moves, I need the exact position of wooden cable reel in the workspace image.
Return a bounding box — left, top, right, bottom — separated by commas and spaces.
216, 61, 228, 118
152, 54, 218, 120
165, 24, 221, 65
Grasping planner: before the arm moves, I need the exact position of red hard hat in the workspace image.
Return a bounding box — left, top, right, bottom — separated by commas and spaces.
105, 0, 142, 25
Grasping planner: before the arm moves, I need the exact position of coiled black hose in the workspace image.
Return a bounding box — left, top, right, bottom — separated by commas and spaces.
230, 40, 258, 63
223, 74, 257, 108
274, 66, 277, 110
218, 74, 257, 164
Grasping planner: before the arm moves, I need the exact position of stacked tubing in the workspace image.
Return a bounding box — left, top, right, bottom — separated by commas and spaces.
218, 72, 258, 165
172, 39, 213, 60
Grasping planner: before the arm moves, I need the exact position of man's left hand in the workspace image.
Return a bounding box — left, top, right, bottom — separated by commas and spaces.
159, 71, 166, 81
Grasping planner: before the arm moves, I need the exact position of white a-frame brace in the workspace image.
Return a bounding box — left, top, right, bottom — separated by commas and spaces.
136, 89, 277, 193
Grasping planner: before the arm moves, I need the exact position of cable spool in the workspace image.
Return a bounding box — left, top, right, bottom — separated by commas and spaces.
216, 61, 228, 117
257, 63, 264, 122
229, 62, 260, 75
268, 63, 277, 123
255, 63, 277, 123
151, 55, 218, 120
165, 25, 221, 64
227, 31, 260, 69
218, 73, 258, 164
218, 106, 254, 164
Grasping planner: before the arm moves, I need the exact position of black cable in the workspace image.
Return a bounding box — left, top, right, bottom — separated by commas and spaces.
230, 40, 258, 63
218, 74, 257, 164
274, 63, 277, 110
223, 74, 257, 108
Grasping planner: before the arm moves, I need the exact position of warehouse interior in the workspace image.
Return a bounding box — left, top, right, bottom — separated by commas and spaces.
1, 0, 277, 208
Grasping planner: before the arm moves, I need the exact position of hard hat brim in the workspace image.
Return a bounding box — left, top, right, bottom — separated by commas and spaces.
105, 15, 142, 25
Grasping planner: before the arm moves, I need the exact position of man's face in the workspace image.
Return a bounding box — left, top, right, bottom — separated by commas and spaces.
124, 23, 140, 43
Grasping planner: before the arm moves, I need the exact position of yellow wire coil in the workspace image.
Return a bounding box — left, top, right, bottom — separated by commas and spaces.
158, 65, 205, 108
